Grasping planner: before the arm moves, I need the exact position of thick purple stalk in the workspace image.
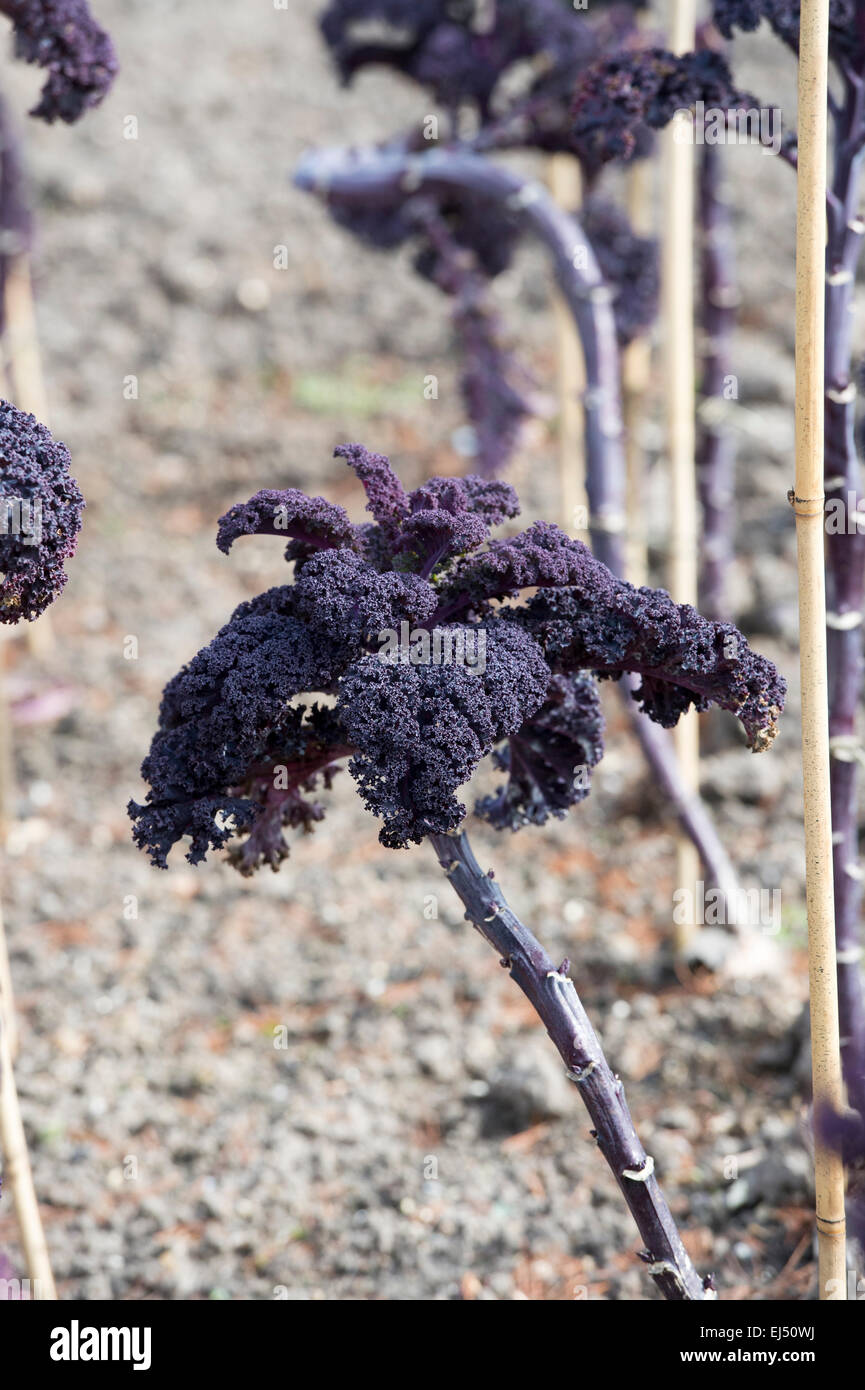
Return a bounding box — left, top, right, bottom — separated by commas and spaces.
295, 145, 737, 895
429, 829, 714, 1301
696, 143, 737, 623
824, 68, 865, 1117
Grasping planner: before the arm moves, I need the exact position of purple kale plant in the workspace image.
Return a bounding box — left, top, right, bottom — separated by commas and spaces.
0, 397, 84, 622
130, 443, 783, 873
129, 443, 784, 1300
0, 0, 117, 123
302, 0, 658, 480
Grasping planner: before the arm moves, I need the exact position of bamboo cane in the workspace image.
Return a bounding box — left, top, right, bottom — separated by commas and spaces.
624, 159, 653, 586
0, 892, 16, 1064
0, 922, 56, 1299
793, 0, 847, 1300
547, 155, 588, 540
664, 0, 700, 957
4, 255, 48, 423
0, 640, 17, 1065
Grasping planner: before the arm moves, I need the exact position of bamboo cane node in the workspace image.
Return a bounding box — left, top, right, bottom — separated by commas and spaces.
816, 1215, 846, 1236
787, 487, 824, 516
622, 1156, 655, 1181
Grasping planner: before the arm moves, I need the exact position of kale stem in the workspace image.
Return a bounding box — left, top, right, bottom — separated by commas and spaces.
429, 827, 713, 1301
824, 73, 865, 1117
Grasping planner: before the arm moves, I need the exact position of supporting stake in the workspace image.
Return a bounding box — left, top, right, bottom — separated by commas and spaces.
0, 898, 16, 1063
0, 910, 57, 1299
664, 0, 700, 956
4, 255, 48, 423
0, 637, 17, 1062
794, 0, 847, 1299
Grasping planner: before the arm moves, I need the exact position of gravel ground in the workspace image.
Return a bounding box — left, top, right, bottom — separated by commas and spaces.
0, 1, 835, 1300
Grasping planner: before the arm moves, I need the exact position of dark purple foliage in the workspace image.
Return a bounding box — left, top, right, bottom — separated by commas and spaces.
454, 288, 535, 475
335, 440, 409, 541
580, 194, 659, 347
320, 0, 601, 131
216, 486, 357, 558
413, 193, 521, 283
435, 518, 785, 744
340, 617, 551, 846
130, 445, 784, 871
477, 671, 604, 829
572, 47, 743, 165
513, 579, 785, 749
0, 0, 118, 123
0, 398, 84, 623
